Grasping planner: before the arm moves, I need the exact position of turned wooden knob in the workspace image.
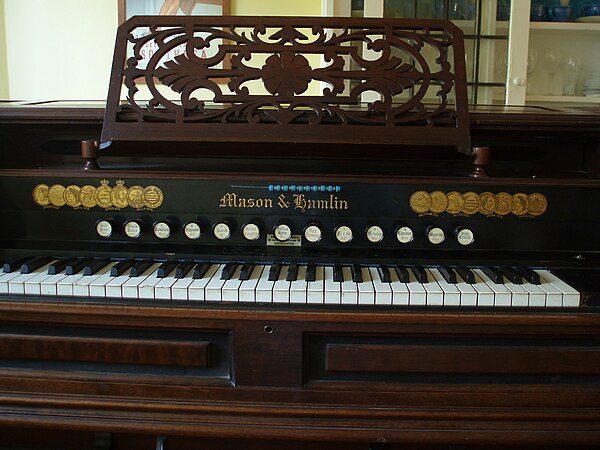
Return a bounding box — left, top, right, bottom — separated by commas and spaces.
470, 146, 490, 178
81, 140, 99, 170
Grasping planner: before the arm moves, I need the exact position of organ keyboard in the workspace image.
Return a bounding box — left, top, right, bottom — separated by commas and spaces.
0, 257, 582, 307
1, 15, 600, 450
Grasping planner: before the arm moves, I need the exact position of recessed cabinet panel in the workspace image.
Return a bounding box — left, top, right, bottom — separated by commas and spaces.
308, 334, 600, 384
0, 325, 231, 380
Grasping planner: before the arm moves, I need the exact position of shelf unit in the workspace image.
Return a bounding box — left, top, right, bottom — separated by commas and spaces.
324, 0, 600, 106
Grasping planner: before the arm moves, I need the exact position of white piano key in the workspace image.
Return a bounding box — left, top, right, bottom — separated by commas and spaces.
368, 267, 391, 305
324, 266, 341, 304
122, 263, 161, 299
74, 262, 117, 297
340, 266, 358, 304
8, 262, 54, 294
155, 274, 179, 300
504, 280, 530, 307
520, 280, 546, 307
537, 270, 580, 307
470, 270, 495, 307
239, 265, 264, 302
273, 265, 291, 304
389, 269, 409, 305
89, 265, 120, 298
40, 272, 71, 296
206, 264, 229, 301
290, 265, 308, 304
57, 272, 87, 296
454, 271, 478, 306
427, 268, 460, 306
138, 264, 165, 299
0, 271, 24, 294
307, 266, 324, 304
423, 269, 444, 306
105, 272, 132, 298
172, 272, 195, 301
256, 264, 275, 303
222, 265, 243, 302
188, 264, 220, 301
357, 268, 375, 305
474, 269, 511, 307
406, 270, 426, 306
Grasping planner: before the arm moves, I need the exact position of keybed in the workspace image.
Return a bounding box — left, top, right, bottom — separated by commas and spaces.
0, 257, 581, 308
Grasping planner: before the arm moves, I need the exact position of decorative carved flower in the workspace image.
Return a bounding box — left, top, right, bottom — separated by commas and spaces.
262, 50, 312, 96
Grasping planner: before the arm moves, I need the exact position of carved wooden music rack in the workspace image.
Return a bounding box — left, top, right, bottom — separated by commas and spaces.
102, 16, 470, 153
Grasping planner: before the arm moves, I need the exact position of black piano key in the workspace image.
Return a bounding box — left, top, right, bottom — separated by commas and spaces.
377, 265, 392, 283
21, 256, 54, 274
393, 265, 410, 283
515, 266, 541, 285
175, 262, 195, 278
65, 258, 92, 275
157, 261, 179, 278
3, 256, 35, 273
333, 264, 344, 283
351, 265, 363, 283
482, 266, 504, 284
411, 265, 428, 283
129, 260, 154, 277
84, 259, 110, 276
192, 263, 212, 279
47, 258, 72, 275
111, 259, 135, 277
268, 264, 281, 281
499, 266, 522, 284
305, 264, 316, 282
221, 262, 238, 280
286, 264, 298, 282
238, 262, 254, 281
438, 266, 457, 284
454, 266, 475, 284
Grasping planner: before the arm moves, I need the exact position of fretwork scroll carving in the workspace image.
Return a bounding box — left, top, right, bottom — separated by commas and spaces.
101, 16, 470, 152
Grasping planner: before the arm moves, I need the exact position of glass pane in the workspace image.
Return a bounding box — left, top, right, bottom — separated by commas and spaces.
374, 0, 512, 105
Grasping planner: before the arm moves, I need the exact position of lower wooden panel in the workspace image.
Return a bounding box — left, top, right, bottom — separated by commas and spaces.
0, 301, 599, 446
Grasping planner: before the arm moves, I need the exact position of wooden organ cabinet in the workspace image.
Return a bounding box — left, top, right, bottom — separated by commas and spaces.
0, 16, 599, 450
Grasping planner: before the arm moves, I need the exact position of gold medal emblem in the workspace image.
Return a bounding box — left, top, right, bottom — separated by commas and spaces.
143, 186, 164, 209
48, 184, 66, 207
409, 191, 432, 214
479, 191, 497, 216
64, 185, 81, 208
430, 190, 449, 214
111, 180, 129, 209
462, 191, 480, 215
512, 193, 529, 216
445, 191, 464, 215
495, 192, 513, 216
528, 193, 547, 216
127, 185, 145, 209
32, 184, 50, 206
95, 180, 113, 209
79, 185, 97, 208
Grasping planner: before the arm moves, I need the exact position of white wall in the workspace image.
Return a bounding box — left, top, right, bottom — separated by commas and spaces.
4, 0, 118, 100
0, 0, 9, 99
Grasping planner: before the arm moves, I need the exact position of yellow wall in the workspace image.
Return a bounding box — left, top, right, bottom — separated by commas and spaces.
0, 0, 8, 99
231, 0, 321, 16
1, 0, 323, 100
4, 0, 118, 100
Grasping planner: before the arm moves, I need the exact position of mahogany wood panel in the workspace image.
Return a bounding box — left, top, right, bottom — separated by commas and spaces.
325, 343, 600, 375
0, 333, 209, 367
